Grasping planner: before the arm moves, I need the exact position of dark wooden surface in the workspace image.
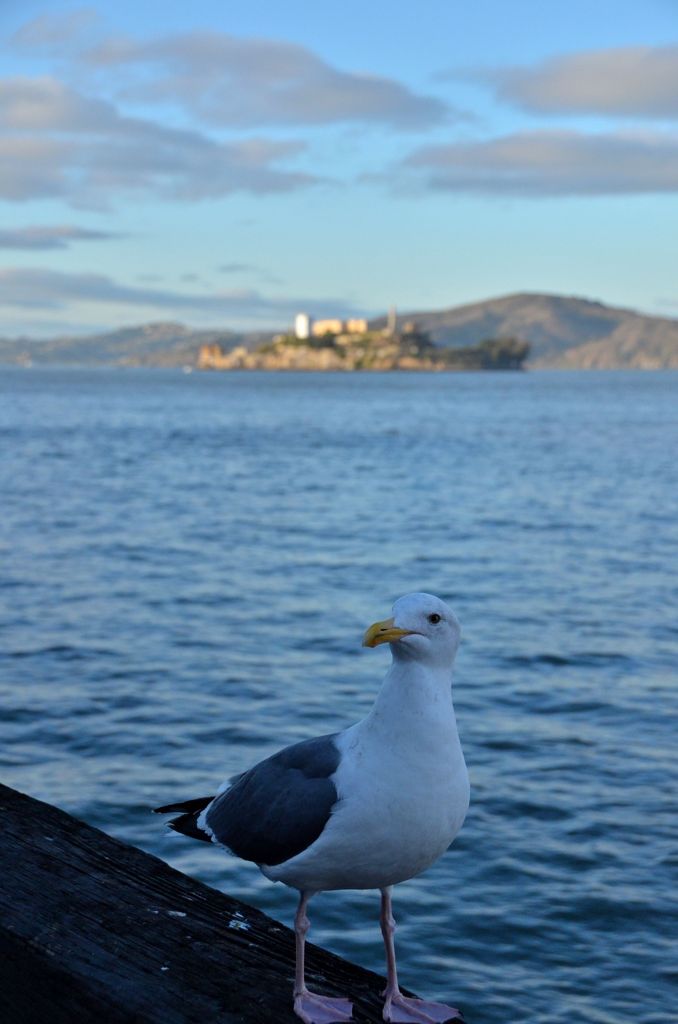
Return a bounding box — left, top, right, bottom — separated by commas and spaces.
0, 783, 456, 1024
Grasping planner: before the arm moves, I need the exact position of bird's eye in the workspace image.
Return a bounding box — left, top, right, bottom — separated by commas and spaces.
428, 613, 441, 624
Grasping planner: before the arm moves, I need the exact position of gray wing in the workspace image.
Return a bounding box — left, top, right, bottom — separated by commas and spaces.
204, 733, 341, 866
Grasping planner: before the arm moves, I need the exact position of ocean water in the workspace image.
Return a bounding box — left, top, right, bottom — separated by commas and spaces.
1, 367, 676, 1024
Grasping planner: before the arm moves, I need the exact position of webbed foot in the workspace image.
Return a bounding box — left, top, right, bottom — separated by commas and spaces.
383, 991, 463, 1023
294, 990, 353, 1023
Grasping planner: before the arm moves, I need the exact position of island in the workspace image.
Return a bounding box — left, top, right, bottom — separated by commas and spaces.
197, 323, 530, 372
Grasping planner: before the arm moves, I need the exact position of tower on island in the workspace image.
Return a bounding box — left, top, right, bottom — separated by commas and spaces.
294, 313, 312, 339
386, 306, 397, 336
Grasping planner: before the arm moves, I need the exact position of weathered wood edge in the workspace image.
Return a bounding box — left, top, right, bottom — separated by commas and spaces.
0, 783, 462, 1024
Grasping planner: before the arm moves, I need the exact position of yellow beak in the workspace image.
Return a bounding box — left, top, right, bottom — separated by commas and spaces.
362, 617, 414, 648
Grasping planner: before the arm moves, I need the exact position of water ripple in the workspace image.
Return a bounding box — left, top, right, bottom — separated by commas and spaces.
1, 368, 677, 1024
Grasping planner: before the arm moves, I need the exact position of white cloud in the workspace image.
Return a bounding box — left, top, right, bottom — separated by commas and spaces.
103, 31, 449, 129
404, 130, 678, 196
0, 225, 119, 249
480, 45, 678, 120
0, 136, 72, 201
14, 14, 451, 130
0, 266, 366, 322
0, 77, 319, 206
0, 75, 112, 131
1, 14, 460, 216
11, 10, 100, 54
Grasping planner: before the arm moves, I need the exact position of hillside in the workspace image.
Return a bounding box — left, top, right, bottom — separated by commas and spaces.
371, 293, 678, 368
1, 293, 677, 368
537, 316, 678, 369
0, 322, 266, 367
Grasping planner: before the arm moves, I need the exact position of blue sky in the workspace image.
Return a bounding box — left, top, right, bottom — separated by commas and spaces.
1, 0, 677, 336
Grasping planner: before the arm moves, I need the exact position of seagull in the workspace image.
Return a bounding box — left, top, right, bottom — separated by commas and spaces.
155, 593, 470, 1024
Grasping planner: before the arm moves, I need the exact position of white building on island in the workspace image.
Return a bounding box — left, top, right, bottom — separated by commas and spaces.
295, 312, 371, 339
294, 313, 312, 339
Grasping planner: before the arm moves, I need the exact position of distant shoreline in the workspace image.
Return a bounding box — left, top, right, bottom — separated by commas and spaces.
2, 291, 678, 369
4, 361, 678, 373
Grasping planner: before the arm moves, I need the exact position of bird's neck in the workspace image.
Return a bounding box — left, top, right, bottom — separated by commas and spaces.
365, 660, 459, 749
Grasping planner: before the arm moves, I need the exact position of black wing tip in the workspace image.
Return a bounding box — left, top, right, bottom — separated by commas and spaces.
152, 796, 215, 844
165, 810, 214, 843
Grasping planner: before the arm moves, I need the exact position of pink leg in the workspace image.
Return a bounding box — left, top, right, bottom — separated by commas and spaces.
293, 890, 353, 1024
380, 888, 462, 1024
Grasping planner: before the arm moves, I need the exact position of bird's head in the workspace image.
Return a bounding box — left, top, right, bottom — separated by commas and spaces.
362, 592, 461, 668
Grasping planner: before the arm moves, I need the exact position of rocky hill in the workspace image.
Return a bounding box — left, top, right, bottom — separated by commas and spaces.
1, 293, 677, 368
371, 293, 678, 368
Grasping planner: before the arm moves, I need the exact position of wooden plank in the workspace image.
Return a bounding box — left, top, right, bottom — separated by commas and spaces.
0, 783, 445, 1023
